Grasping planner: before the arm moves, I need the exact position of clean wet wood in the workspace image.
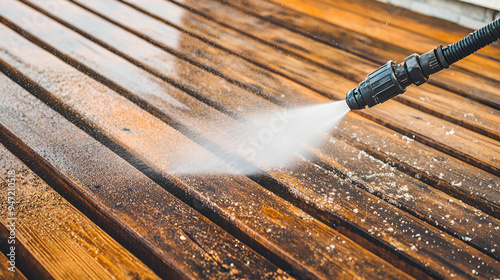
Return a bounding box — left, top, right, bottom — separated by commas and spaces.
218, 0, 500, 109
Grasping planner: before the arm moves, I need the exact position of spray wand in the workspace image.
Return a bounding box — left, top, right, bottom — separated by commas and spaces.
345, 18, 500, 110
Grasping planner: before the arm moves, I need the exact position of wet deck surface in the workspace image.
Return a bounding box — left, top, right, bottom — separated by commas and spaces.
0, 0, 499, 279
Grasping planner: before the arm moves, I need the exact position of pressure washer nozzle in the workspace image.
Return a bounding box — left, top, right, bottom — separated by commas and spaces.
346, 18, 500, 110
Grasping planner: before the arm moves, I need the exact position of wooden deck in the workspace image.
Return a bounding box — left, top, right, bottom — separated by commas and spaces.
0, 0, 499, 279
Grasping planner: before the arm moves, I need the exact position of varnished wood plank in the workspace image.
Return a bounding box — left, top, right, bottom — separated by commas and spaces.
0, 144, 161, 280
45, 0, 500, 222
0, 71, 286, 279
0, 253, 27, 279
315, 0, 500, 59
333, 113, 500, 218
243, 0, 500, 83
2, 4, 499, 279
0, 16, 410, 279
214, 0, 500, 110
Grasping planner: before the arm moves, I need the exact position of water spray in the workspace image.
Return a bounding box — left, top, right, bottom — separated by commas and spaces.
346, 18, 500, 110
174, 19, 500, 174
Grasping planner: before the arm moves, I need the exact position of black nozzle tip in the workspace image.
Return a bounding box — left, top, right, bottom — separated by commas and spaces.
345, 88, 364, 110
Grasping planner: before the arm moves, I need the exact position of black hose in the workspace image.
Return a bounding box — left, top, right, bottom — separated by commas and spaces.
443, 18, 500, 65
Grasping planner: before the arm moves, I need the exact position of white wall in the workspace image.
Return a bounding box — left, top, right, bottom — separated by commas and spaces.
377, 0, 500, 29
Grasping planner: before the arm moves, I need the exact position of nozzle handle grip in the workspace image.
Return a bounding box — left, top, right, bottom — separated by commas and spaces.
345, 61, 405, 110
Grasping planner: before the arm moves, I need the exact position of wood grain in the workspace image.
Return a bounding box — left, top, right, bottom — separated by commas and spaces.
0, 144, 161, 280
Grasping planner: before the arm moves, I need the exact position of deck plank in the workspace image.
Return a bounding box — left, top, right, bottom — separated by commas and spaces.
0, 144, 161, 280
0, 2, 499, 278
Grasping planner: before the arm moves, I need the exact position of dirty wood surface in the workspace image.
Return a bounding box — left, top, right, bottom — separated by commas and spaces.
0, 0, 499, 279
0, 252, 27, 280
0, 143, 161, 280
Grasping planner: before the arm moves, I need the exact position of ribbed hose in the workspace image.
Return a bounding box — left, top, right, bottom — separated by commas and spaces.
443, 18, 500, 65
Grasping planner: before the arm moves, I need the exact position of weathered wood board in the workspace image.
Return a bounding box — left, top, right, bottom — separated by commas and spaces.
0, 143, 161, 279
